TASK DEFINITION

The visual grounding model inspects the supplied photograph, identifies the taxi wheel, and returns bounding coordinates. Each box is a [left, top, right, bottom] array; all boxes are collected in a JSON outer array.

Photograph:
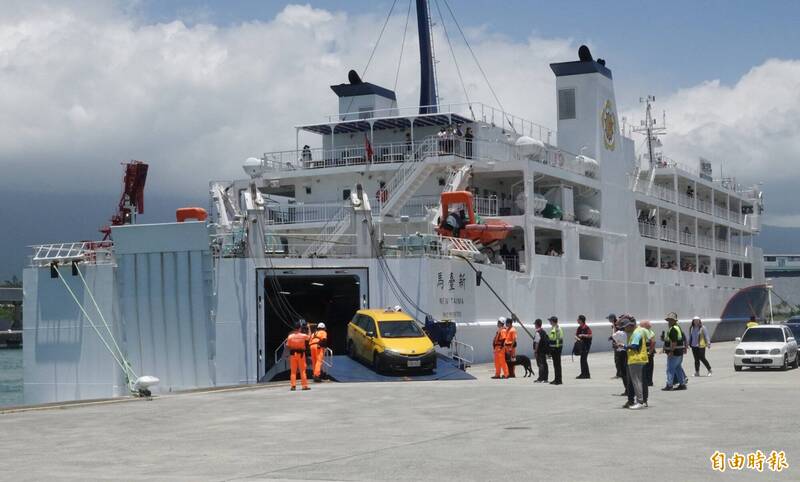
[[372, 352, 383, 373], [734, 364, 742, 372], [792, 354, 799, 369], [780, 354, 788, 371]]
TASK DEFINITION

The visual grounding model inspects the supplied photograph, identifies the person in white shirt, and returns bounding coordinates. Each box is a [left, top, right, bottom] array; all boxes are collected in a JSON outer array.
[[608, 313, 629, 396]]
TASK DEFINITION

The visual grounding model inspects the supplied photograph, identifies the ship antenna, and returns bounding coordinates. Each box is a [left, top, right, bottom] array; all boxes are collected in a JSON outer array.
[[633, 95, 666, 169], [417, 0, 439, 114]]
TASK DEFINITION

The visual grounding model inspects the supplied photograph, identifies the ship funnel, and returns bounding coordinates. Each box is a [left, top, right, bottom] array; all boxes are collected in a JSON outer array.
[[550, 46, 619, 163]]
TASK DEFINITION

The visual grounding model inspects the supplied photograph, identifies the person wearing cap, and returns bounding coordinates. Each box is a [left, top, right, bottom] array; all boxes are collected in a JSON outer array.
[[688, 316, 712, 377], [309, 322, 329, 382], [639, 320, 657, 387], [533, 318, 549, 383], [619, 315, 647, 409], [610, 317, 629, 396], [504, 317, 518, 378], [662, 312, 687, 391], [574, 315, 593, 379], [547, 316, 563, 385], [492, 318, 509, 379]]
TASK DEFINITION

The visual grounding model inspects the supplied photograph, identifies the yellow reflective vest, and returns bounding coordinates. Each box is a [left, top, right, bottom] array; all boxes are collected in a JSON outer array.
[[626, 328, 649, 365], [548, 325, 564, 349]]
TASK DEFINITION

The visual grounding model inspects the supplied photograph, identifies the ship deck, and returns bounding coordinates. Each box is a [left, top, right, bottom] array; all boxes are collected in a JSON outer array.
[[2, 342, 796, 481]]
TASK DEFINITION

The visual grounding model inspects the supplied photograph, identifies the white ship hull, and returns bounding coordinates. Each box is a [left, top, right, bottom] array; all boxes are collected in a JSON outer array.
[[22, 33, 768, 404]]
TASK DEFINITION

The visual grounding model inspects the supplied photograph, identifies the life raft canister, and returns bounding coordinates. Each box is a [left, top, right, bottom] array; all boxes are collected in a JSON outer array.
[[286, 332, 309, 351], [176, 207, 208, 222]]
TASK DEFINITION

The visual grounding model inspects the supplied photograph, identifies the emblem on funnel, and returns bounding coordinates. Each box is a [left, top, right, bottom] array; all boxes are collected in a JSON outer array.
[[601, 100, 616, 151]]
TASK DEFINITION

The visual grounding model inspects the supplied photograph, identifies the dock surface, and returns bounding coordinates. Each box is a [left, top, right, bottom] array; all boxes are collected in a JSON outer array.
[[2, 342, 797, 481]]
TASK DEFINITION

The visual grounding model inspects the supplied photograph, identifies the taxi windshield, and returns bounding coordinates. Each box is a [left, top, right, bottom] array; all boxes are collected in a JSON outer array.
[[378, 320, 424, 338]]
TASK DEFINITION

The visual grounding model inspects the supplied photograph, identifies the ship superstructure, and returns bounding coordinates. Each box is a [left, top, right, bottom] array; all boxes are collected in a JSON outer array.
[[22, 1, 767, 403]]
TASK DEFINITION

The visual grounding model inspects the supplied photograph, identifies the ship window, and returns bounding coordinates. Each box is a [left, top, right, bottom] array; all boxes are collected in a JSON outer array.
[[716, 258, 730, 276], [358, 107, 373, 119], [764, 256, 775, 262], [342, 189, 351, 200], [558, 88, 576, 120], [744, 263, 752, 279], [578, 234, 603, 261]]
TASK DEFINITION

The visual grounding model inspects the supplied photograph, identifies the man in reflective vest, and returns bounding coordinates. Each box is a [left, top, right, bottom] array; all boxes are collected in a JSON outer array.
[[662, 312, 687, 391], [492, 318, 509, 379], [504, 317, 518, 378], [619, 315, 648, 409], [548, 316, 563, 385], [286, 321, 311, 391], [309, 322, 328, 383]]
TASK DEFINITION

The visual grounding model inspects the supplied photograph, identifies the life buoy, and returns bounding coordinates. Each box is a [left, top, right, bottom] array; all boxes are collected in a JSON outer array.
[[176, 207, 208, 222]]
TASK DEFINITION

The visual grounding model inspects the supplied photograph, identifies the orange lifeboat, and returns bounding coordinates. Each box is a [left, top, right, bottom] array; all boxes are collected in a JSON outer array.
[[176, 207, 208, 222], [435, 191, 512, 247]]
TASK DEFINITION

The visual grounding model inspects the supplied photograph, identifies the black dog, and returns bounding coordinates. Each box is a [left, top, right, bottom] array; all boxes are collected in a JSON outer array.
[[507, 355, 534, 377]]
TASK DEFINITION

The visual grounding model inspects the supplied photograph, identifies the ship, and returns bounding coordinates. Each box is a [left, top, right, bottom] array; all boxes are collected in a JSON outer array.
[[22, 0, 768, 403]]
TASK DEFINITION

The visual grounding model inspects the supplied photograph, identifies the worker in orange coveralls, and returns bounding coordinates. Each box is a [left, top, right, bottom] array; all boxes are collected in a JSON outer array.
[[309, 322, 328, 382], [492, 318, 509, 379], [286, 320, 311, 391]]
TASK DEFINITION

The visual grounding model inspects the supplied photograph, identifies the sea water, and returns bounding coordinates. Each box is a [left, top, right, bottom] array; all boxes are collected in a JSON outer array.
[[0, 349, 23, 407]]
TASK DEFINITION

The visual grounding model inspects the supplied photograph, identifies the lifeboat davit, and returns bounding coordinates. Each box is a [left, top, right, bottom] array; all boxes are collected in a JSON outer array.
[[435, 191, 513, 248]]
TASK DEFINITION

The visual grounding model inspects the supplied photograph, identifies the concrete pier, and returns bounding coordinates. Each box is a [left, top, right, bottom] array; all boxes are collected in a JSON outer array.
[[1, 342, 797, 481]]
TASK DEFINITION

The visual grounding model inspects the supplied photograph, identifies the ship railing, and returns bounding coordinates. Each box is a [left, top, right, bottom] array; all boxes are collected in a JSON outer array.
[[716, 239, 729, 253], [697, 234, 714, 250], [265, 201, 347, 225], [652, 184, 676, 203], [499, 255, 523, 272], [443, 338, 475, 370], [730, 243, 745, 256], [660, 226, 677, 243], [729, 210, 743, 224], [380, 234, 481, 259], [677, 192, 695, 209], [696, 198, 713, 215], [252, 233, 360, 259], [638, 221, 659, 239], [374, 195, 441, 219], [714, 205, 729, 220], [474, 195, 499, 217], [322, 102, 555, 143], [260, 140, 418, 171], [380, 137, 440, 211], [679, 231, 695, 246], [374, 194, 497, 219], [653, 157, 759, 196], [29, 241, 115, 267], [256, 135, 597, 180]]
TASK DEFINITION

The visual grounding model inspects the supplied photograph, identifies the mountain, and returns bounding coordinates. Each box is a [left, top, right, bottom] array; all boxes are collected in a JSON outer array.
[[0, 189, 201, 281], [755, 225, 800, 254]]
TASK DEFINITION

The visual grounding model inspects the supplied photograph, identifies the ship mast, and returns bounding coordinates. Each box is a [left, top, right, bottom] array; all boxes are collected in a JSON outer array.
[[633, 95, 666, 169], [416, 0, 438, 114]]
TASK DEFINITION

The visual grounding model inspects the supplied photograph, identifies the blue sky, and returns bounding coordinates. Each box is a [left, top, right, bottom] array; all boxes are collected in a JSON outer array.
[[135, 0, 800, 98]]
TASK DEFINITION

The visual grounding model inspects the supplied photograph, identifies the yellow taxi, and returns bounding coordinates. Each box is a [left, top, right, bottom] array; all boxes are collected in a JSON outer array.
[[346, 308, 436, 373]]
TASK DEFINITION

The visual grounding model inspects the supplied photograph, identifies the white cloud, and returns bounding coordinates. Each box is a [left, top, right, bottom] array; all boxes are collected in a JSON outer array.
[[622, 59, 800, 225], [0, 2, 573, 196], [2, 2, 797, 228]]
